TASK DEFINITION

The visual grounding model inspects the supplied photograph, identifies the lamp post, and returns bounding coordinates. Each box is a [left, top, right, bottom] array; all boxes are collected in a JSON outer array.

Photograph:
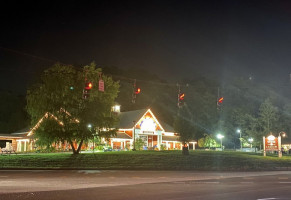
[[217, 134, 224, 151], [87, 124, 93, 153], [132, 121, 136, 151], [278, 132, 286, 157], [237, 129, 242, 151], [279, 131, 286, 138]]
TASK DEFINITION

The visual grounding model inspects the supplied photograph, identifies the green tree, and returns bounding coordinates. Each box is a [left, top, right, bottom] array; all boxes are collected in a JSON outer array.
[[198, 134, 218, 148], [258, 98, 278, 137], [26, 62, 119, 154], [174, 107, 195, 155]]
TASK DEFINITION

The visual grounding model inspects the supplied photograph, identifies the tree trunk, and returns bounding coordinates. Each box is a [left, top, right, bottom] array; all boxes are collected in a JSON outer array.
[[69, 140, 77, 154], [75, 140, 84, 154], [182, 143, 189, 155]]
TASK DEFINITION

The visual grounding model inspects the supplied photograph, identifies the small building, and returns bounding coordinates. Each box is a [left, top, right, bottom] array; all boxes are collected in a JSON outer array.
[[0, 128, 34, 153]]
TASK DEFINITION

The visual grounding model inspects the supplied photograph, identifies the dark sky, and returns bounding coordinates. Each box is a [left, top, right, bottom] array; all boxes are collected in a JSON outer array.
[[1, 0, 291, 93]]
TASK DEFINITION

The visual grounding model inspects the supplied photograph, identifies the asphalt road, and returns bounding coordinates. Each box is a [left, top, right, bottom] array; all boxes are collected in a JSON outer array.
[[0, 170, 291, 200]]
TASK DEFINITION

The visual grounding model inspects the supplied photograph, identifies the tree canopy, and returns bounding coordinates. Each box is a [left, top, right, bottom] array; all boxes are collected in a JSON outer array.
[[26, 63, 119, 154]]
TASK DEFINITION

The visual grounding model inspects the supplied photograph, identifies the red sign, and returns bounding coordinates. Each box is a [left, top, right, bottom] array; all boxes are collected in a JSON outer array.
[[265, 137, 279, 151], [99, 80, 104, 92]]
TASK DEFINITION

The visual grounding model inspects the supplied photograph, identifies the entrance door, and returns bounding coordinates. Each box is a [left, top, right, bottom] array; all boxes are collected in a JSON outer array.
[[148, 136, 153, 149]]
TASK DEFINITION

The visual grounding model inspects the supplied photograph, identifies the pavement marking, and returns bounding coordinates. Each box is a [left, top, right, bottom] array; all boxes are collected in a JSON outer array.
[[201, 182, 219, 184], [279, 182, 291, 184], [278, 177, 288, 180], [240, 182, 254, 184], [243, 177, 254, 180], [131, 176, 141, 178], [257, 198, 278, 200]]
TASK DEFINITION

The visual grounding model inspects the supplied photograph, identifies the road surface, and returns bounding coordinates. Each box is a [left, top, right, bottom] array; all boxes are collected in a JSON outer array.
[[0, 170, 291, 200]]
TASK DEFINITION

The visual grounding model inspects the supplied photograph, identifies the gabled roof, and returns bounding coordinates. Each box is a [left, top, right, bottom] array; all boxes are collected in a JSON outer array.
[[11, 127, 30, 135], [114, 132, 132, 139], [162, 135, 180, 142], [117, 108, 174, 133], [117, 109, 148, 129], [160, 121, 174, 132]]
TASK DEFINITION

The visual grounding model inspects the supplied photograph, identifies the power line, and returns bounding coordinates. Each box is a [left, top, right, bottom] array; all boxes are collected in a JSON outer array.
[[0, 46, 63, 64]]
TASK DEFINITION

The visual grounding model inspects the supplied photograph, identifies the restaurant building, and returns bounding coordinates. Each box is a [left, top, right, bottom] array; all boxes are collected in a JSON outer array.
[[0, 107, 196, 152]]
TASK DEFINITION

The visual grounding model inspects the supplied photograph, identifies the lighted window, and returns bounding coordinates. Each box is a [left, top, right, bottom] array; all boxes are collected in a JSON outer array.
[[140, 117, 156, 132]]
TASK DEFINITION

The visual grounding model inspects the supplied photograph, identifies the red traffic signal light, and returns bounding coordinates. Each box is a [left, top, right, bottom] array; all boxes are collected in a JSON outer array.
[[135, 88, 141, 94], [83, 82, 93, 99], [85, 82, 93, 90], [179, 93, 185, 100], [217, 97, 224, 105]]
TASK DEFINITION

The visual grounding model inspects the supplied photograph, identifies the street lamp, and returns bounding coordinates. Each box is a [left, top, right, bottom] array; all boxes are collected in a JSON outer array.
[[87, 124, 93, 152], [248, 138, 253, 150], [217, 134, 224, 150], [237, 129, 242, 151], [279, 131, 286, 138]]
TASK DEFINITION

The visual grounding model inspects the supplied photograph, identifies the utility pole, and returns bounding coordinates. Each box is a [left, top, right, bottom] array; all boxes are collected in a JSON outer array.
[[177, 83, 181, 107], [132, 79, 141, 103]]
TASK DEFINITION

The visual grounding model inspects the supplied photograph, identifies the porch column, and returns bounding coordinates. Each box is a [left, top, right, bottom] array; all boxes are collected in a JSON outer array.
[[166, 142, 169, 150], [24, 141, 27, 151], [110, 140, 113, 148], [173, 142, 176, 149]]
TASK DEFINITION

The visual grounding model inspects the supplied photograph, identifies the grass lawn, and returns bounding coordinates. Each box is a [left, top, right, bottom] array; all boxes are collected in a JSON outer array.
[[1, 150, 291, 171]]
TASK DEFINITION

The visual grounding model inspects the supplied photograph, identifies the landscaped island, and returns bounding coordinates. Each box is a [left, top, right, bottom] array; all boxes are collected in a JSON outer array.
[[1, 150, 291, 171]]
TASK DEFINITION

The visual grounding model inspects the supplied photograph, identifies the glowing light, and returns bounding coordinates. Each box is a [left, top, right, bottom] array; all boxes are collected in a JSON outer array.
[[217, 134, 224, 139], [140, 117, 156, 132], [135, 88, 141, 94], [179, 93, 185, 100], [135, 109, 165, 132], [267, 135, 275, 141], [112, 105, 120, 112], [27, 108, 80, 136], [218, 97, 224, 104], [85, 82, 93, 90]]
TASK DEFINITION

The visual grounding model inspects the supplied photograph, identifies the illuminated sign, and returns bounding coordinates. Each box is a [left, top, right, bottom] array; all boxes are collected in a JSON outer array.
[[265, 135, 279, 151]]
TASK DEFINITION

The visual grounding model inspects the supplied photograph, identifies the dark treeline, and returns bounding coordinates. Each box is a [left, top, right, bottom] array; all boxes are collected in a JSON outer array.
[[2, 65, 291, 150], [104, 66, 291, 149], [0, 91, 29, 133]]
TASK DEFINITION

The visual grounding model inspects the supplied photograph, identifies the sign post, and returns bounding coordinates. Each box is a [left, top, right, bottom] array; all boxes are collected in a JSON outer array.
[[278, 136, 282, 158], [263, 134, 282, 158], [263, 136, 266, 157]]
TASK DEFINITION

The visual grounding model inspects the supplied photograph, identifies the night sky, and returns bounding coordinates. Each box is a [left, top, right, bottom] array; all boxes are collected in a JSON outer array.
[[1, 0, 291, 94]]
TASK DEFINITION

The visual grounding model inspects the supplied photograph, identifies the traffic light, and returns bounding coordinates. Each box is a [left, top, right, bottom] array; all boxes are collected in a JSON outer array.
[[132, 87, 141, 103], [179, 93, 185, 101], [135, 87, 141, 94], [85, 82, 93, 90], [83, 82, 92, 99], [178, 93, 185, 107], [217, 97, 224, 109], [132, 79, 141, 103]]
